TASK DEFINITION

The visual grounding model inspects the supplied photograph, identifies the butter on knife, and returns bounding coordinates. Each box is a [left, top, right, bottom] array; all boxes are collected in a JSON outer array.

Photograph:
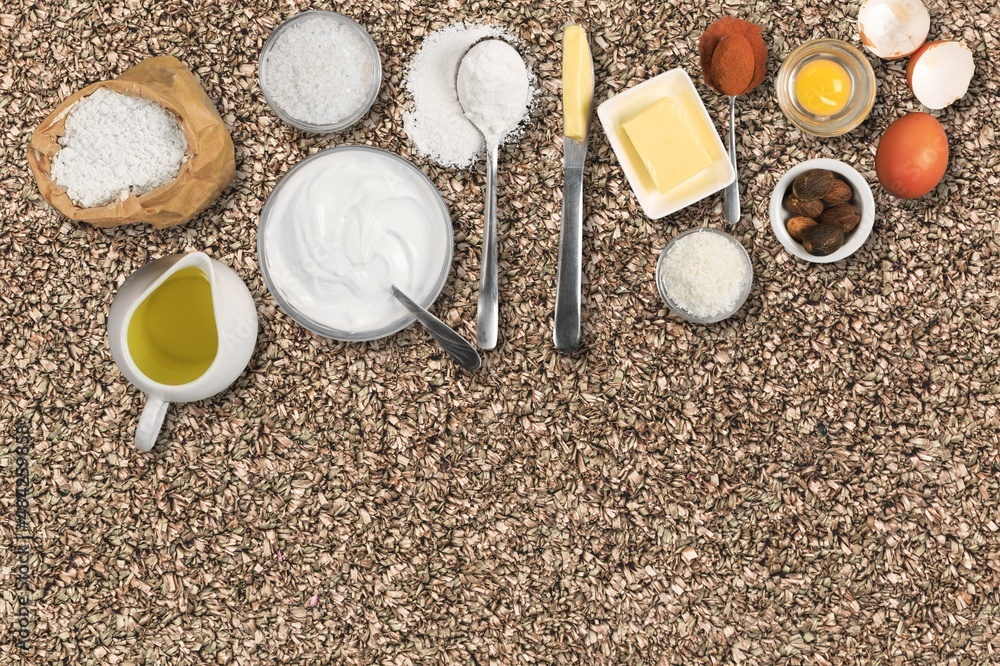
[[563, 23, 594, 141], [554, 23, 594, 353]]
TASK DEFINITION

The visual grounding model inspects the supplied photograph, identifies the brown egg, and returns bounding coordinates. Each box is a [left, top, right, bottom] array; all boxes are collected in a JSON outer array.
[[875, 112, 949, 199]]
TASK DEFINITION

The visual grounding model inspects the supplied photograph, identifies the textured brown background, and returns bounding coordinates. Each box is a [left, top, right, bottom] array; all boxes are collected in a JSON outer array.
[[2, 0, 999, 663]]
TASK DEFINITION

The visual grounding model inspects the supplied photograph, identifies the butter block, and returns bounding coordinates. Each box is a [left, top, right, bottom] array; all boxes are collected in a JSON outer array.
[[622, 98, 713, 194]]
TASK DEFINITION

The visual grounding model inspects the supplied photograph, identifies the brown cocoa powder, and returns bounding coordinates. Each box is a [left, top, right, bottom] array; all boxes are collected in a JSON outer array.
[[711, 35, 755, 96], [699, 17, 768, 96]]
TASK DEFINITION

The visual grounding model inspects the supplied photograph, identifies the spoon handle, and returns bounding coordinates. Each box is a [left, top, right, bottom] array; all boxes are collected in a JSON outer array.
[[391, 286, 481, 372], [724, 95, 740, 225], [477, 143, 499, 350]]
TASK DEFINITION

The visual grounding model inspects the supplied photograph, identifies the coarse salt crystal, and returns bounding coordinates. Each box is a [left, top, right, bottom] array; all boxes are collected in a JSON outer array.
[[659, 231, 750, 319], [261, 15, 375, 127], [50, 87, 187, 209]]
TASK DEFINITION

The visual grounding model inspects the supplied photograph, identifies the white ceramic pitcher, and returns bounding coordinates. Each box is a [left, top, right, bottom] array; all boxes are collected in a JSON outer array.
[[108, 252, 258, 451]]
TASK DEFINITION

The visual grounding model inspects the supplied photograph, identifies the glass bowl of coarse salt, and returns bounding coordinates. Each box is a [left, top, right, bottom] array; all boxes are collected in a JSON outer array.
[[656, 228, 753, 324], [258, 11, 382, 133]]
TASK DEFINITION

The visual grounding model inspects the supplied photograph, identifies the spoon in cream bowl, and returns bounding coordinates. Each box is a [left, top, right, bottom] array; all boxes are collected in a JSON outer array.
[[390, 284, 481, 372], [456, 38, 531, 351]]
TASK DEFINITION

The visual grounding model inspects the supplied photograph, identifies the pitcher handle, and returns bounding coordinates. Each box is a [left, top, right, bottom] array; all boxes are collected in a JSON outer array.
[[135, 396, 169, 452]]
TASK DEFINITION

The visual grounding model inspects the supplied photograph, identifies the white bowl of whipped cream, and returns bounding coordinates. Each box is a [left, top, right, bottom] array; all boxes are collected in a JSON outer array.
[[258, 146, 454, 341]]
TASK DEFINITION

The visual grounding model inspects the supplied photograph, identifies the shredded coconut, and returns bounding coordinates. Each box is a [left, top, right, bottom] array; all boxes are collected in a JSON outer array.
[[49, 88, 187, 209], [659, 231, 750, 319], [262, 15, 375, 126], [456, 39, 530, 145], [403, 23, 533, 168]]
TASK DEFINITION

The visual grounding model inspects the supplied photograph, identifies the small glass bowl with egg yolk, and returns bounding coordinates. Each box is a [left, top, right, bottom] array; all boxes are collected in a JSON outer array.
[[776, 39, 876, 137]]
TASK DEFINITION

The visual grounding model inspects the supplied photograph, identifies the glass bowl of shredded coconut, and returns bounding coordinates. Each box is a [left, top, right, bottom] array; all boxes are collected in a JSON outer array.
[[258, 11, 382, 133], [656, 228, 753, 324]]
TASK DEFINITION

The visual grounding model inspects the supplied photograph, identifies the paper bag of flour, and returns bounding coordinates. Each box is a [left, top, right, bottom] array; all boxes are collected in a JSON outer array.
[[27, 56, 235, 229]]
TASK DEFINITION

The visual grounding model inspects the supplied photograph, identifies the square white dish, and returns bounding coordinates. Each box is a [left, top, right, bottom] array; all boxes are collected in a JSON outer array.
[[597, 68, 735, 220]]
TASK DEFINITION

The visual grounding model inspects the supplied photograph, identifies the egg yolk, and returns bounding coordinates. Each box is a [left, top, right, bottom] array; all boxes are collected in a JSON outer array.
[[794, 59, 853, 117]]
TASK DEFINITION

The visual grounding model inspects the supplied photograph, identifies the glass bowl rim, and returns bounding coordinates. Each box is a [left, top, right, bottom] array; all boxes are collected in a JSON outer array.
[[258, 10, 383, 134], [655, 227, 754, 324], [775, 38, 877, 138]]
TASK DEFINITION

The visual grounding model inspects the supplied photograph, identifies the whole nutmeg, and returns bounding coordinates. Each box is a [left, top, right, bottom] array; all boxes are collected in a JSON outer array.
[[786, 216, 819, 242], [822, 178, 853, 205], [792, 169, 835, 201], [784, 194, 824, 218], [819, 204, 861, 232], [803, 224, 845, 256]]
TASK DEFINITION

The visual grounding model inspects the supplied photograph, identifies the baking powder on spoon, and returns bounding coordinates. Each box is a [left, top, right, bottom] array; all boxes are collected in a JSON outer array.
[[456, 39, 530, 150], [403, 24, 533, 168]]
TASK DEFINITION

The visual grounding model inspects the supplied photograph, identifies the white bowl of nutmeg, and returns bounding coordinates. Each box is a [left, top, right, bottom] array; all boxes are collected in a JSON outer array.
[[769, 158, 875, 264]]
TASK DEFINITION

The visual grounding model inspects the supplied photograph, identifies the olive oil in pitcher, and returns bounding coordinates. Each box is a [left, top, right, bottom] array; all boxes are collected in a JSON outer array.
[[126, 267, 218, 385]]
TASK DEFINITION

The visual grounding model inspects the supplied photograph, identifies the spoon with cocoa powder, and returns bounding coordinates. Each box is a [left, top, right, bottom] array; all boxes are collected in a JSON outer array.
[[699, 18, 768, 225]]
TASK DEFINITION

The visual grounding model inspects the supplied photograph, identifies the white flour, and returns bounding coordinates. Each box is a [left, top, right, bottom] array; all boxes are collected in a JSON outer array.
[[456, 40, 530, 146], [403, 24, 533, 168], [50, 87, 187, 209]]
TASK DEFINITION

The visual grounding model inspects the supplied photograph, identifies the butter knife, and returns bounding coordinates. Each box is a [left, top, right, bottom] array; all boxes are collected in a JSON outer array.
[[554, 23, 594, 353]]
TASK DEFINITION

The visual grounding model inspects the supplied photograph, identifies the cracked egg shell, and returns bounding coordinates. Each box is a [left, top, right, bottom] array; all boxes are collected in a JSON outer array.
[[906, 41, 975, 110], [858, 0, 930, 60]]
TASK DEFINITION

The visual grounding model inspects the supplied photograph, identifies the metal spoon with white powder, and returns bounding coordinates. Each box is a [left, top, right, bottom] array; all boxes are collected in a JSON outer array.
[[456, 39, 530, 351]]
